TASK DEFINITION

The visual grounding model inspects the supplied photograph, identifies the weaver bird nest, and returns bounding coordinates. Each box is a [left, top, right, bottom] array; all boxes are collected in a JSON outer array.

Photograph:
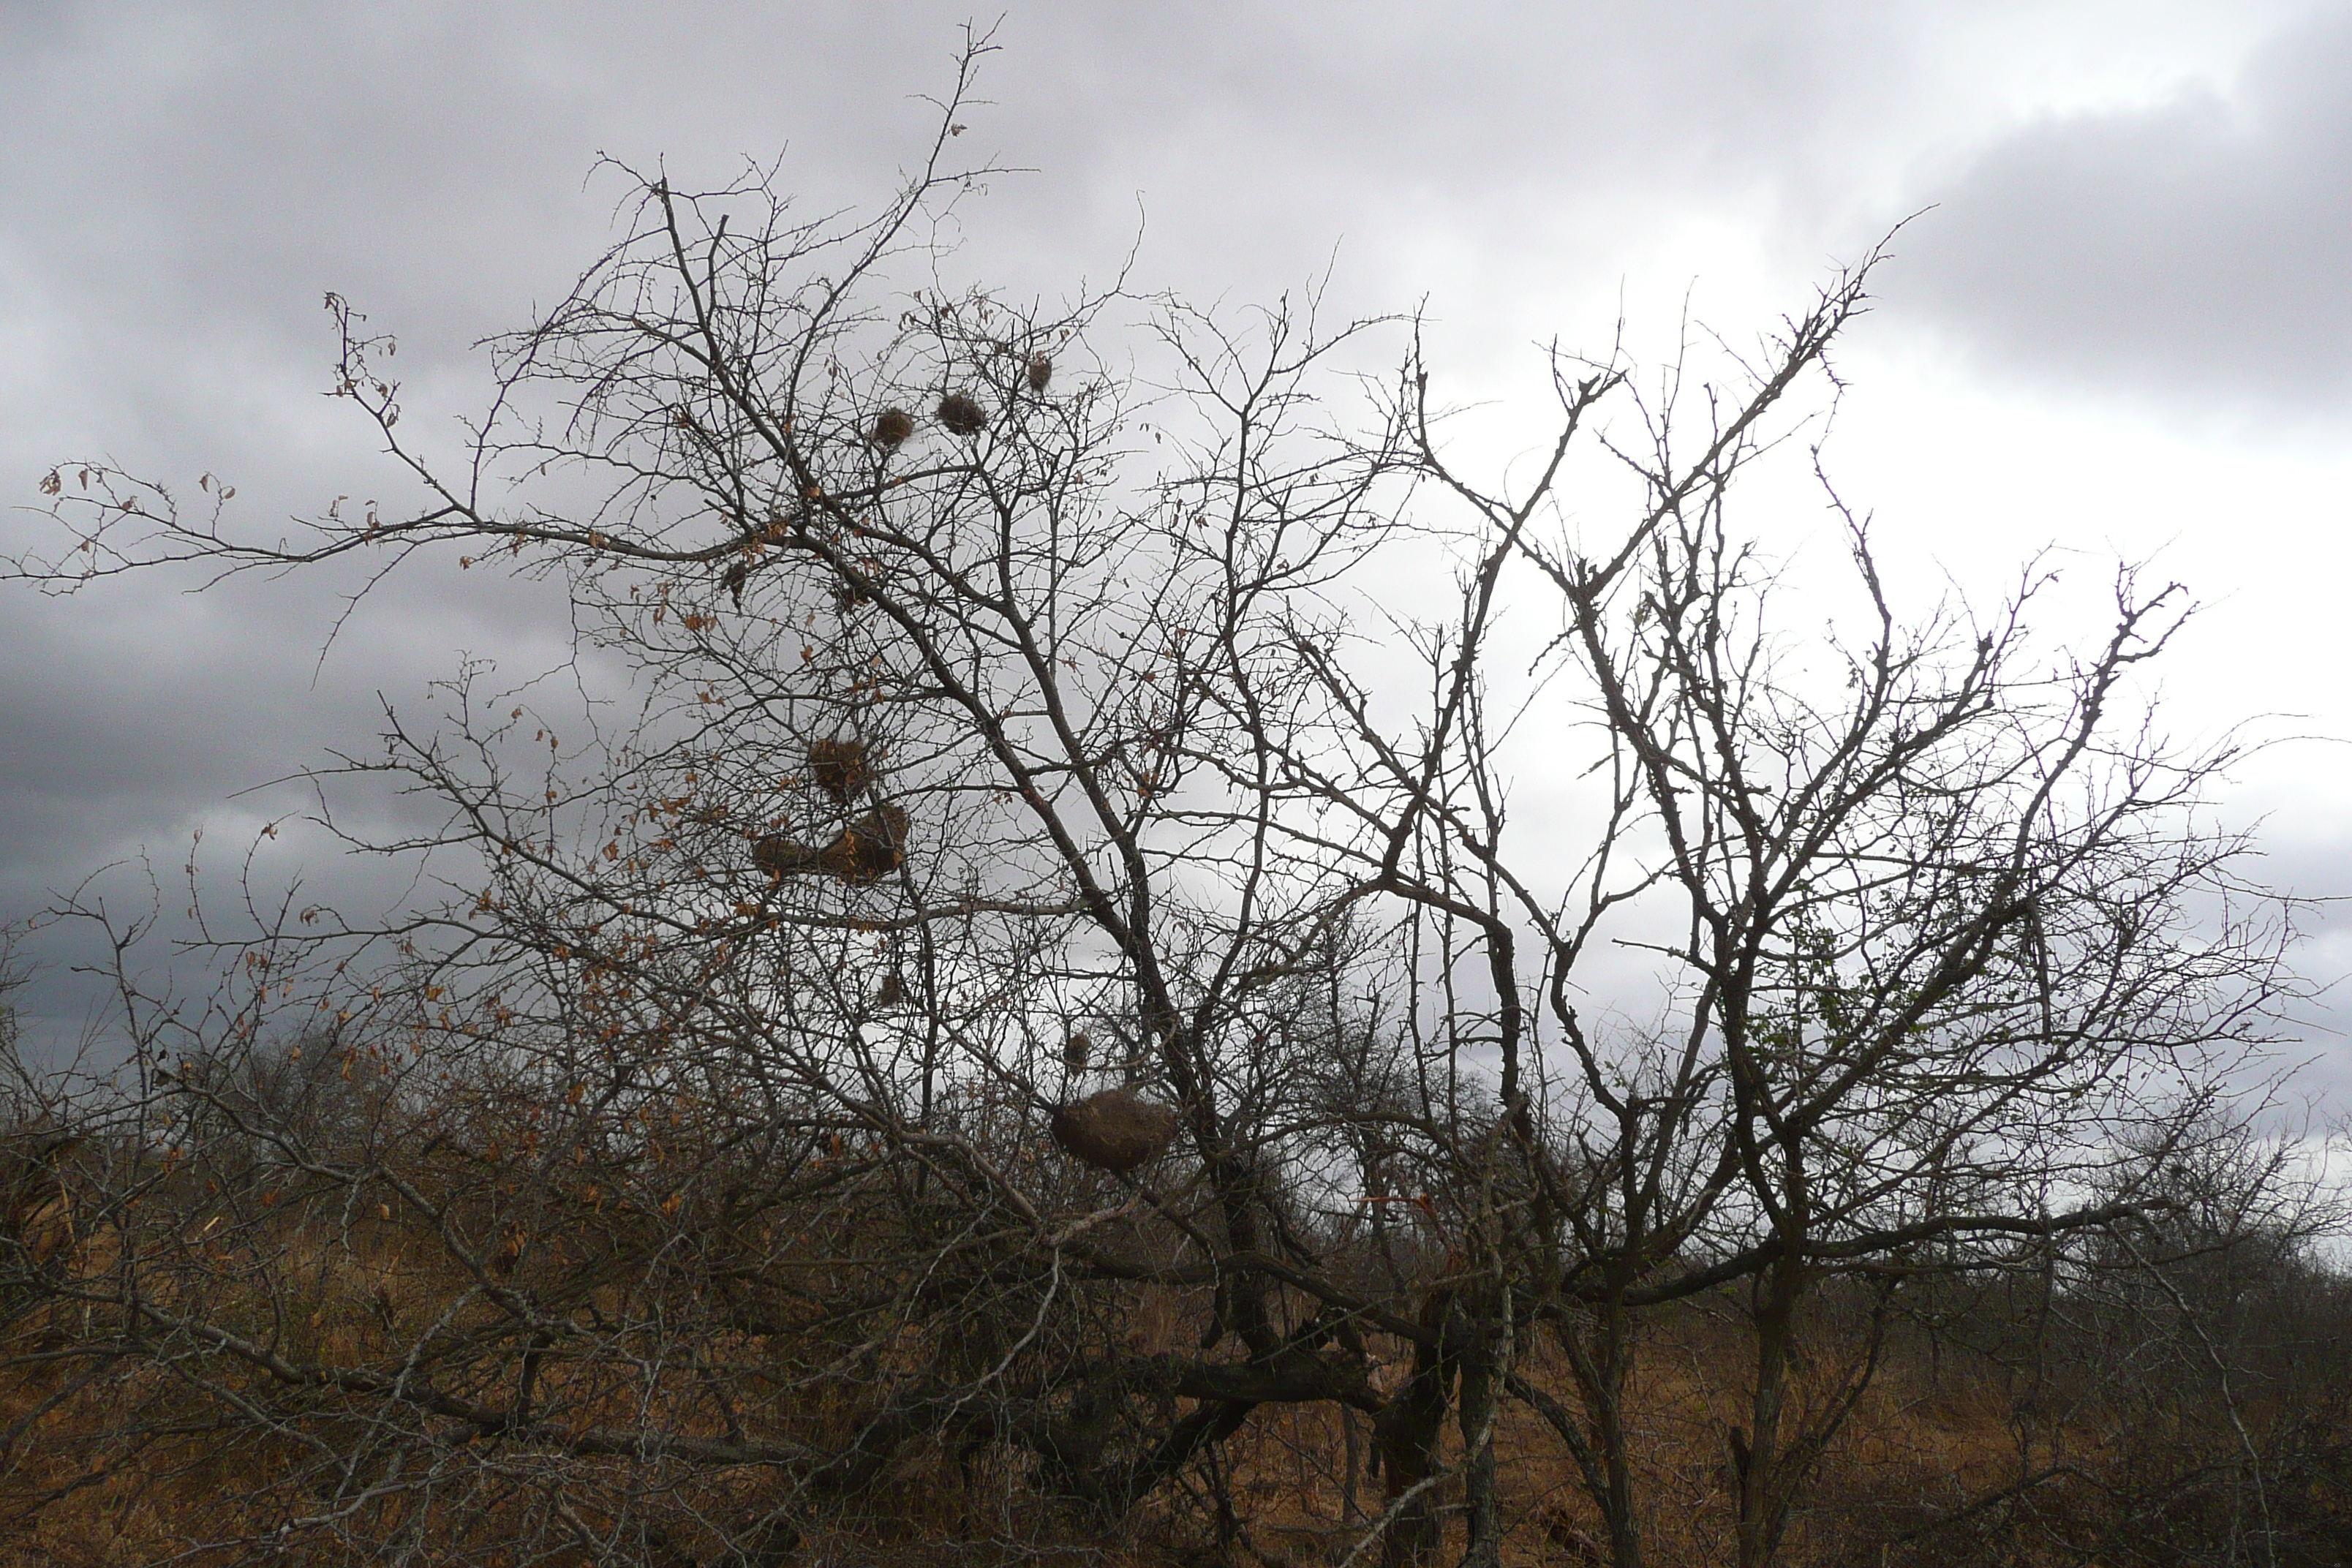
[[1049, 1089, 1180, 1175], [808, 736, 877, 802], [936, 392, 988, 436], [753, 804, 909, 885]]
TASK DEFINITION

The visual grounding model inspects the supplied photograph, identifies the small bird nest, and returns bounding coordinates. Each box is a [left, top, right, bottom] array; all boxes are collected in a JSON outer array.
[[1026, 353, 1053, 393], [1060, 1031, 1091, 1073], [870, 407, 916, 449], [753, 804, 908, 886], [936, 392, 988, 437], [826, 805, 910, 883], [808, 736, 876, 802], [1049, 1089, 1180, 1175], [750, 833, 807, 880]]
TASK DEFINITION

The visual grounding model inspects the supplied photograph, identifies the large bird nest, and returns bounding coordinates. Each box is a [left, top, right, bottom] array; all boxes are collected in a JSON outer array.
[[1049, 1089, 1180, 1175], [753, 804, 909, 886]]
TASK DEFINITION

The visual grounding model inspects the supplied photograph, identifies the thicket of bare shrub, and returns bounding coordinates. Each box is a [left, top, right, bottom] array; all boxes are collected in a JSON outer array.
[[3, 39, 2345, 1568]]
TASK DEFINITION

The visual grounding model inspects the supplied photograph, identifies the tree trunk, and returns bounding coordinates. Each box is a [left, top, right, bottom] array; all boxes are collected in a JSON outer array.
[[1455, 1314, 1501, 1568], [1737, 1252, 1805, 1568], [1549, 1304, 1646, 1568], [1375, 1292, 1459, 1568]]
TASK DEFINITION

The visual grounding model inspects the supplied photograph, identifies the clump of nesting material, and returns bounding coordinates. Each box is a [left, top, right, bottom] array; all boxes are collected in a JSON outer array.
[[753, 804, 909, 886], [808, 736, 875, 802], [750, 832, 805, 880], [1049, 1088, 1180, 1175], [936, 392, 987, 436]]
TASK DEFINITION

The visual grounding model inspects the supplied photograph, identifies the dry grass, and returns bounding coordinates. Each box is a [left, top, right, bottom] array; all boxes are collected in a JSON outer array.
[[1, 1178, 2342, 1567]]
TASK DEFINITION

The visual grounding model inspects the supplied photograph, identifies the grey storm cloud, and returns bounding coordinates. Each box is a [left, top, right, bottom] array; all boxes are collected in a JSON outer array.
[[1, 0, 2345, 1093], [1902, 6, 2352, 409], [0, 0, 1934, 928]]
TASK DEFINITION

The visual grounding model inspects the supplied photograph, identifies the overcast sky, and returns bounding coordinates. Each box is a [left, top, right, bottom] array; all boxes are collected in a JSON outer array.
[[3, 1, 2348, 1103]]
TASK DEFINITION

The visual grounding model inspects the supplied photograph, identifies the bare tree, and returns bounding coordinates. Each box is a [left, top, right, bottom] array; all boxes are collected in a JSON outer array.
[[1, 38, 2311, 1568], [1281, 317, 2301, 1566]]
